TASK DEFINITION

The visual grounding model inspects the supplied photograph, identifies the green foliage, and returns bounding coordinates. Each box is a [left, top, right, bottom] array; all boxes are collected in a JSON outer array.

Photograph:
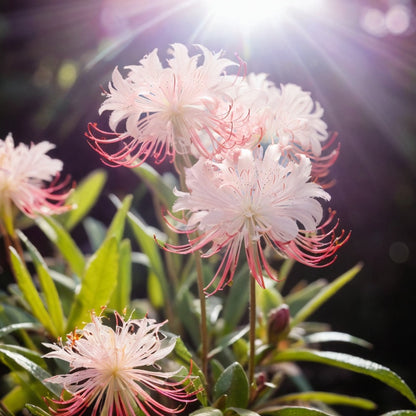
[[290, 263, 363, 328], [35, 216, 86, 277], [9, 247, 58, 337], [0, 148, 414, 416], [66, 235, 119, 331], [60, 169, 107, 231], [274, 349, 416, 406], [214, 362, 250, 409]]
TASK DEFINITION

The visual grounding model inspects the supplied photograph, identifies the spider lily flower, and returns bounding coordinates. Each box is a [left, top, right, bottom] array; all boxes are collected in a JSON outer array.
[[267, 83, 329, 156], [0, 134, 72, 233], [164, 144, 348, 294], [87, 43, 242, 167], [43, 312, 197, 416]]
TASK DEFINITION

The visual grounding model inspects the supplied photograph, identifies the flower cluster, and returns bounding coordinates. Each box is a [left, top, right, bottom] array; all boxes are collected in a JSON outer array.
[[44, 313, 196, 416], [0, 133, 71, 232], [87, 43, 348, 294]]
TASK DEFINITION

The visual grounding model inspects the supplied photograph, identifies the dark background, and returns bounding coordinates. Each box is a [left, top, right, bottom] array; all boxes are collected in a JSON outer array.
[[1, 0, 415, 414]]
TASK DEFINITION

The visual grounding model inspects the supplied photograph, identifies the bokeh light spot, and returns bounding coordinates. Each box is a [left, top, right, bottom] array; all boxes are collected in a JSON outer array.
[[385, 5, 411, 35], [389, 241, 410, 264], [360, 8, 388, 37], [57, 61, 78, 90]]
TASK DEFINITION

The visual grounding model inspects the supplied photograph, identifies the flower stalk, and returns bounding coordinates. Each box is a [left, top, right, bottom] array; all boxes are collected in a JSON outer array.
[[249, 269, 257, 389], [194, 249, 209, 386]]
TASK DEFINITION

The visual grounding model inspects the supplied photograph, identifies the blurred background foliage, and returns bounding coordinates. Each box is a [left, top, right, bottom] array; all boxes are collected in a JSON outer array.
[[0, 0, 415, 414]]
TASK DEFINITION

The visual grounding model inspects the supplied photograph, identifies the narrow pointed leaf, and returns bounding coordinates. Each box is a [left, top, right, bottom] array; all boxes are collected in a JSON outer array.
[[83, 217, 107, 251], [222, 264, 249, 333], [274, 349, 416, 406], [270, 391, 375, 409], [285, 279, 327, 316], [25, 405, 51, 416], [257, 406, 333, 416], [66, 236, 118, 331], [190, 408, 223, 416], [173, 337, 207, 406], [0, 322, 41, 338], [0, 346, 61, 397], [209, 326, 249, 359], [225, 408, 260, 416], [18, 230, 65, 335], [61, 169, 107, 230], [127, 211, 169, 302], [9, 247, 57, 337], [133, 163, 176, 208], [291, 263, 362, 328], [107, 194, 133, 242], [303, 331, 372, 348], [36, 216, 85, 277], [148, 271, 164, 309], [109, 239, 132, 312]]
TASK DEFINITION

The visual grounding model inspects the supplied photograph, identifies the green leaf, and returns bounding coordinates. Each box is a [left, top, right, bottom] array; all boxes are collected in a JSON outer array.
[[36, 216, 85, 277], [0, 346, 61, 397], [9, 247, 57, 337], [303, 331, 372, 349], [133, 163, 176, 209], [257, 406, 333, 416], [380, 412, 416, 416], [222, 264, 249, 333], [225, 408, 260, 416], [214, 362, 249, 409], [256, 284, 283, 318], [148, 271, 164, 309], [0, 322, 41, 338], [209, 326, 249, 359], [269, 391, 375, 410], [66, 236, 119, 331], [127, 211, 169, 304], [107, 194, 133, 242], [176, 288, 200, 347], [0, 344, 45, 367], [173, 337, 207, 406], [2, 386, 28, 414], [109, 239, 132, 312], [274, 349, 416, 406], [18, 230, 65, 335], [290, 263, 362, 328], [60, 169, 107, 231], [83, 217, 107, 251], [284, 279, 327, 316], [25, 404, 51, 416], [190, 408, 223, 416]]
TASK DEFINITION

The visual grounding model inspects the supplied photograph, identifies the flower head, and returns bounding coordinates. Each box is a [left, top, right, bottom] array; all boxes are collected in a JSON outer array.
[[43, 313, 196, 416], [164, 144, 348, 293], [267, 83, 328, 156], [87, 43, 241, 167], [0, 134, 71, 225]]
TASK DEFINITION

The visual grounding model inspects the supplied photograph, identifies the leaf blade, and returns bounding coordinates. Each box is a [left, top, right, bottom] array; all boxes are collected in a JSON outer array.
[[274, 349, 416, 406], [66, 236, 119, 331]]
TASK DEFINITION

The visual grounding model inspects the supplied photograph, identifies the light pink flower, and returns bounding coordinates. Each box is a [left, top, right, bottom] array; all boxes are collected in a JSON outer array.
[[0, 133, 71, 220], [164, 144, 348, 293], [268, 83, 328, 156], [43, 313, 197, 416], [87, 43, 240, 167]]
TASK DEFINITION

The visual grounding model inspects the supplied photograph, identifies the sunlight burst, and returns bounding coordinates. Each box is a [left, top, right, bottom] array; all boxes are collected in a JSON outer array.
[[206, 0, 325, 28]]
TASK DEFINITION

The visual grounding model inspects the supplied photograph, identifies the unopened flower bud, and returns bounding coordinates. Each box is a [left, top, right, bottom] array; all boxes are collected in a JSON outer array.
[[267, 304, 290, 345]]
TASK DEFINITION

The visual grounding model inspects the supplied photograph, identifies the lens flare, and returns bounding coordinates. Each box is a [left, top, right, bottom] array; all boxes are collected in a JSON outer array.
[[206, 0, 325, 28]]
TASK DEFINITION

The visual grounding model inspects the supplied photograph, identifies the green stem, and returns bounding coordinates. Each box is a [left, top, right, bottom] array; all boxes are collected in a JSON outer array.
[[249, 273, 256, 387], [194, 250, 209, 383]]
